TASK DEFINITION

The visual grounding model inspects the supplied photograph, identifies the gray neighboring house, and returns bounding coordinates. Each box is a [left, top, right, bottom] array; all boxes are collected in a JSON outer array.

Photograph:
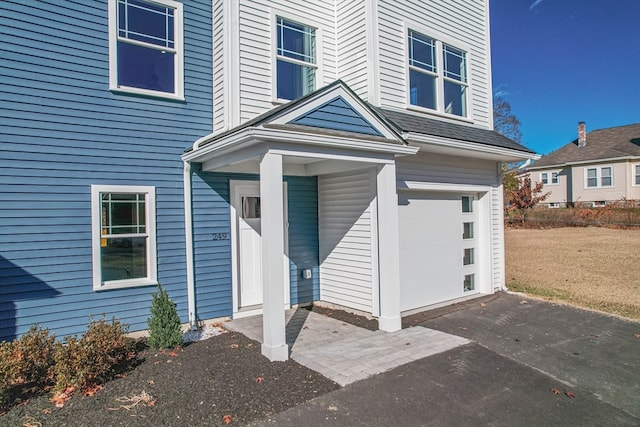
[[527, 122, 640, 207]]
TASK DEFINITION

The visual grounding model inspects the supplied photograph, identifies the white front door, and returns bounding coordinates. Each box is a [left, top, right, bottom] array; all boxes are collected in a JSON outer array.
[[231, 181, 289, 310]]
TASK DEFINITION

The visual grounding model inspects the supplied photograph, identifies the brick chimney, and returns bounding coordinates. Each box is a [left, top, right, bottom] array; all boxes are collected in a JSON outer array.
[[578, 122, 587, 147]]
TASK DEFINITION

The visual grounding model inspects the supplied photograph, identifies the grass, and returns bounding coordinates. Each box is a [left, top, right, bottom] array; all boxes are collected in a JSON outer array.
[[505, 227, 640, 320]]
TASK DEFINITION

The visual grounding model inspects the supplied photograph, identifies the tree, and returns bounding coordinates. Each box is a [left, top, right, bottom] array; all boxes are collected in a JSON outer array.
[[504, 174, 550, 223], [493, 97, 523, 143], [147, 284, 183, 349]]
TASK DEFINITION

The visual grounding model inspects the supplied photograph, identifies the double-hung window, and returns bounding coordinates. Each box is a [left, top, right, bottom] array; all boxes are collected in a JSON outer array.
[[540, 171, 559, 185], [635, 164, 640, 185], [586, 166, 613, 188], [109, 0, 184, 99], [408, 29, 468, 117], [540, 172, 549, 185], [276, 17, 317, 101], [551, 172, 559, 184], [91, 185, 157, 290]]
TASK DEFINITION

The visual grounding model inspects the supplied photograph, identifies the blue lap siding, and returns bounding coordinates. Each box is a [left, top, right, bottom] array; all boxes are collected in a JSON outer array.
[[0, 0, 213, 341]]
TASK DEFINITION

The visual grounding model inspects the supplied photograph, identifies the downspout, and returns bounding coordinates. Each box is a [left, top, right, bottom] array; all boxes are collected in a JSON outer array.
[[183, 160, 197, 330]]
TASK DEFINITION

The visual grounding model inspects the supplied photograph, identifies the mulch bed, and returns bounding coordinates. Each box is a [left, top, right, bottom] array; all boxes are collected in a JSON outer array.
[[1, 305, 378, 426], [1, 331, 339, 426]]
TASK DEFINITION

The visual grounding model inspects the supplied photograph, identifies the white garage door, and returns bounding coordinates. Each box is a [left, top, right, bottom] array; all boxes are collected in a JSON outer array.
[[398, 192, 478, 312]]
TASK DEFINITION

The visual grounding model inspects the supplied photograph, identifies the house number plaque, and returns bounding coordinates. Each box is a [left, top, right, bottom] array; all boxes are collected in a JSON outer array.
[[212, 233, 229, 240]]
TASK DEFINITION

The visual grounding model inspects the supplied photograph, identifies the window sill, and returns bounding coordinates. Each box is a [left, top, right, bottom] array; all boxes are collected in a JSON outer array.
[[94, 278, 158, 291], [406, 104, 474, 124], [110, 86, 185, 102]]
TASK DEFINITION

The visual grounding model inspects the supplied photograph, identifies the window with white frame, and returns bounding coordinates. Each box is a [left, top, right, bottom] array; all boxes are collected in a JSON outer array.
[[634, 164, 640, 185], [91, 185, 157, 290], [109, 0, 184, 98], [408, 29, 468, 117], [540, 171, 559, 185], [276, 17, 317, 101], [586, 166, 613, 188]]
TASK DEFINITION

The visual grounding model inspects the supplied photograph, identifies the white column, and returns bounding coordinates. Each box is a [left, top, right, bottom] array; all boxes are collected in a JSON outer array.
[[376, 162, 401, 332], [259, 152, 288, 361]]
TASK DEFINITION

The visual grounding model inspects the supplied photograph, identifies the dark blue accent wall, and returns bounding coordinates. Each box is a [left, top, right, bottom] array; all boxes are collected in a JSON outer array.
[[289, 96, 384, 136], [0, 0, 213, 341], [190, 171, 320, 321]]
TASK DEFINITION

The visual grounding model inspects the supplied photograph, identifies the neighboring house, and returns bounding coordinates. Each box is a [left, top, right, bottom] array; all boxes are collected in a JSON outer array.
[[1, 0, 536, 360], [528, 122, 640, 208]]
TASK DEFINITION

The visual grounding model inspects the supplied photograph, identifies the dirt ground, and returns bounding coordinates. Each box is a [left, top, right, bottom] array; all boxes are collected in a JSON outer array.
[[505, 227, 640, 320]]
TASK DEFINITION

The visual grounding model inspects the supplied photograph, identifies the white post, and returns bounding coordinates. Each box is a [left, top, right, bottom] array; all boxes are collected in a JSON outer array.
[[259, 152, 288, 361], [376, 162, 402, 332]]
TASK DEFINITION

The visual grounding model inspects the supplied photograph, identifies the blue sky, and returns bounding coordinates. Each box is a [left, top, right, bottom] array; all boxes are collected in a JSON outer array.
[[490, 0, 640, 155]]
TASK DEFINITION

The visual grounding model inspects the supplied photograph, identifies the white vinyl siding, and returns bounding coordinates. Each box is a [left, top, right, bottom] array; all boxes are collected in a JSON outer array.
[[396, 151, 497, 186], [318, 169, 374, 313], [212, 0, 226, 132], [377, 0, 492, 127], [336, 0, 368, 99]]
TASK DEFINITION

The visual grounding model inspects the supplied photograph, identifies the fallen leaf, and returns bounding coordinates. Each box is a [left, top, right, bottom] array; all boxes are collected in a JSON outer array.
[[147, 380, 155, 385], [154, 361, 162, 365], [246, 343, 253, 347], [634, 333, 640, 339], [520, 300, 528, 305], [332, 330, 338, 334], [565, 391, 575, 398], [223, 414, 232, 424], [230, 343, 239, 349], [168, 351, 178, 357], [166, 359, 172, 364], [115, 373, 127, 379], [480, 303, 487, 307], [405, 342, 411, 346], [43, 408, 52, 414], [302, 326, 308, 330], [459, 326, 467, 331], [551, 388, 560, 395], [255, 376, 265, 383], [82, 384, 104, 397]]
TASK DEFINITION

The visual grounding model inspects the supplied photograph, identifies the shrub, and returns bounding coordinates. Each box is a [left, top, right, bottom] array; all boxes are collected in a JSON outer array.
[[53, 318, 132, 392], [147, 283, 183, 349], [0, 325, 56, 404]]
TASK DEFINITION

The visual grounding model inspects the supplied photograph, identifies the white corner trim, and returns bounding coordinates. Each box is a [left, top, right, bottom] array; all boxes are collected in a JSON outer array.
[[365, 0, 381, 106]]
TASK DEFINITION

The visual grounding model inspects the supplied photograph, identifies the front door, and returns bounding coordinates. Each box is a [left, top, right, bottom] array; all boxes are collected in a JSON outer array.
[[231, 181, 289, 310]]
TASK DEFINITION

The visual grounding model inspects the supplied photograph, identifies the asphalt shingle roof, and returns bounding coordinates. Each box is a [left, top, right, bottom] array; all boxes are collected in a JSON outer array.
[[530, 123, 640, 168], [374, 107, 535, 154]]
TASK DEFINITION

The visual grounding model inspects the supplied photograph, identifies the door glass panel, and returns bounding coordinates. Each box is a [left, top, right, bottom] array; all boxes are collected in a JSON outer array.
[[463, 274, 475, 292], [463, 222, 474, 239], [462, 196, 473, 213], [241, 196, 261, 219]]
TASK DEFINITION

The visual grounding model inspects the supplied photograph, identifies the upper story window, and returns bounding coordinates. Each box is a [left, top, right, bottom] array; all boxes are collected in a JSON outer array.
[[276, 17, 317, 101], [91, 185, 157, 290], [408, 29, 468, 117], [109, 0, 184, 99], [586, 166, 613, 188]]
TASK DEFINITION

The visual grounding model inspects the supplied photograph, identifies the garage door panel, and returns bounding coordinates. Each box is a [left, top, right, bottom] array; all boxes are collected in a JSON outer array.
[[399, 191, 474, 311]]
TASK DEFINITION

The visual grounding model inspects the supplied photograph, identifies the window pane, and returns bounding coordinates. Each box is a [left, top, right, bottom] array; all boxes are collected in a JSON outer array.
[[443, 45, 466, 82], [443, 80, 467, 116], [463, 274, 475, 292], [277, 18, 315, 64], [541, 173, 548, 184], [101, 237, 148, 282], [277, 59, 315, 100], [101, 193, 146, 235], [408, 31, 436, 72], [462, 196, 473, 213], [601, 167, 612, 186], [409, 69, 436, 109], [118, 0, 174, 48], [551, 172, 559, 184], [241, 196, 261, 219], [587, 168, 597, 187], [635, 165, 640, 185], [117, 41, 175, 93], [463, 248, 474, 265], [463, 222, 474, 239]]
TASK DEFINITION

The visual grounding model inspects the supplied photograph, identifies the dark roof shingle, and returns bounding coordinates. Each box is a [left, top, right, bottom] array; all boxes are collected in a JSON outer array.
[[374, 107, 535, 153]]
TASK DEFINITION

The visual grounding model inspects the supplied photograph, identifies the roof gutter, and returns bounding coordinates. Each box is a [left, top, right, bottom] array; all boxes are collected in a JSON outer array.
[[528, 155, 639, 170]]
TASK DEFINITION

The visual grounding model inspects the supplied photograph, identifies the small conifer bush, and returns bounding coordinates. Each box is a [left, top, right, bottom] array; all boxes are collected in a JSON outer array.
[[147, 283, 183, 349]]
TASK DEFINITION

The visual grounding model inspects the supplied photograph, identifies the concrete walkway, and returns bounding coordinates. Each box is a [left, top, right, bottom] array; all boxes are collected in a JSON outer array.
[[225, 308, 469, 386]]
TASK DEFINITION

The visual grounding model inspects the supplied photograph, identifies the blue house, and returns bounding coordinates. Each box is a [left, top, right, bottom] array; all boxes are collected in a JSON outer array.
[[1, 0, 537, 361]]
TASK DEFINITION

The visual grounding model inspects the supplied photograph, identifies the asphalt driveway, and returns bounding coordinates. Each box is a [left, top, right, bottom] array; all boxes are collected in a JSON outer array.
[[252, 293, 640, 426]]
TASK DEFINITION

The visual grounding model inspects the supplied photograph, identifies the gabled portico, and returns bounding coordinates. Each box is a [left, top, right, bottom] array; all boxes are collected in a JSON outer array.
[[183, 81, 418, 360]]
